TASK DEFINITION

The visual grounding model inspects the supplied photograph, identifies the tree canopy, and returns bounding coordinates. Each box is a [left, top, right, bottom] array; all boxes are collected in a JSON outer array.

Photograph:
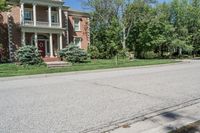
[[84, 0, 200, 59], [0, 0, 7, 11]]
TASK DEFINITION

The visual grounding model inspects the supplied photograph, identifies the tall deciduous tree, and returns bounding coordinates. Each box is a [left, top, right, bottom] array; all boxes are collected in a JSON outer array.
[[84, 0, 200, 59]]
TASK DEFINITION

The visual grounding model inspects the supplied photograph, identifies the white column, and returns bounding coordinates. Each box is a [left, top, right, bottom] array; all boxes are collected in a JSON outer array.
[[22, 31, 25, 45], [20, 3, 24, 25], [49, 33, 53, 57], [33, 4, 37, 26], [59, 7, 62, 28], [45, 41, 48, 57], [48, 6, 52, 27], [34, 32, 38, 47], [59, 33, 63, 50]]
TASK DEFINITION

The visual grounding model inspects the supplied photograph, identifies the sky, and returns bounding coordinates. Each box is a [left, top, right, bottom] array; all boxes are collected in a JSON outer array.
[[65, 0, 170, 11]]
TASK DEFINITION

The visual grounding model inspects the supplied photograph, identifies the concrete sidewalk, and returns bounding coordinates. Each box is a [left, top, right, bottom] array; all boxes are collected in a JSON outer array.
[[110, 101, 200, 133]]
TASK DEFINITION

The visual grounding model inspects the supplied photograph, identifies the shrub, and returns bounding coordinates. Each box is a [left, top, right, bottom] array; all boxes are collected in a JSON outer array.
[[88, 45, 100, 59], [16, 45, 43, 65], [58, 45, 88, 63], [118, 49, 129, 58], [144, 51, 158, 59]]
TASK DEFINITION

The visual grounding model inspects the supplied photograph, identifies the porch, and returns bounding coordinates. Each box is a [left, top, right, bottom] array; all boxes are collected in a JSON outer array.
[[22, 32, 63, 58]]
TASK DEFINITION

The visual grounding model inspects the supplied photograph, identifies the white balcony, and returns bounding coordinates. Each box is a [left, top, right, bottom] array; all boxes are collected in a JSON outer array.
[[20, 3, 62, 29], [23, 20, 60, 28]]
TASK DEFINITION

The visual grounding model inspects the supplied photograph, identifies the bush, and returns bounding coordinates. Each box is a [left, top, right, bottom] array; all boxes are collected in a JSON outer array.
[[16, 45, 43, 65], [58, 45, 88, 63], [0, 43, 9, 63], [118, 49, 129, 58], [144, 51, 158, 59], [88, 45, 100, 59]]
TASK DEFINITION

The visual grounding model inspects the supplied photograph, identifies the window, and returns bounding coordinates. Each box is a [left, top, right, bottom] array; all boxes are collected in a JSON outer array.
[[24, 9, 32, 21], [74, 38, 81, 48], [74, 18, 80, 31], [51, 12, 58, 23]]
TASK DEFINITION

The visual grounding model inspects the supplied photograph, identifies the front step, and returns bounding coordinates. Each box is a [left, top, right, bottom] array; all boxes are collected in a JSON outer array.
[[43, 57, 61, 62], [46, 61, 72, 68]]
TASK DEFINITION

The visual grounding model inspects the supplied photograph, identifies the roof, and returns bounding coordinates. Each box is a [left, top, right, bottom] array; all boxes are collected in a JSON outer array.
[[66, 8, 90, 17]]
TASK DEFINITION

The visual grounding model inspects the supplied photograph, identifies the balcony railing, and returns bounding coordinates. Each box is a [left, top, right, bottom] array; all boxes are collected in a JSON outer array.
[[52, 22, 60, 27], [23, 20, 60, 28], [24, 20, 34, 26]]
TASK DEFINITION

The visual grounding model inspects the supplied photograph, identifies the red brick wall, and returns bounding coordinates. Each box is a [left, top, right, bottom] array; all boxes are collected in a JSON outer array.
[[68, 15, 90, 50], [0, 5, 21, 50], [35, 6, 48, 22]]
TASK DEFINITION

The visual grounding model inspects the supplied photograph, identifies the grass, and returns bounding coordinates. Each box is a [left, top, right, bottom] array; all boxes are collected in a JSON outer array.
[[0, 59, 178, 77], [169, 121, 200, 133]]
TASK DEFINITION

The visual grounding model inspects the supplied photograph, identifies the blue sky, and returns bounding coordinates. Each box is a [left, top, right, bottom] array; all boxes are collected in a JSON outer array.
[[65, 0, 169, 11]]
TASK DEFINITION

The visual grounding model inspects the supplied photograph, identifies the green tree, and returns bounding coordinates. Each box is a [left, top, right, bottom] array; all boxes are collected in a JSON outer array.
[[0, 0, 8, 11]]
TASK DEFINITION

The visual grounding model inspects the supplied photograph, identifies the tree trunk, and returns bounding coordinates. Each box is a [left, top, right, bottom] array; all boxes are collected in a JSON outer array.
[[122, 27, 126, 49]]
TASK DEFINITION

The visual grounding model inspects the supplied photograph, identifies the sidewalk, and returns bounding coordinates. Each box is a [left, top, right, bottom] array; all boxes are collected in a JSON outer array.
[[109, 102, 200, 133]]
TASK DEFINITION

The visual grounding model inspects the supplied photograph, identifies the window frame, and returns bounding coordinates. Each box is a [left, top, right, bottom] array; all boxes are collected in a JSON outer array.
[[74, 37, 82, 48], [24, 8, 33, 21], [51, 11, 58, 23], [74, 18, 81, 31]]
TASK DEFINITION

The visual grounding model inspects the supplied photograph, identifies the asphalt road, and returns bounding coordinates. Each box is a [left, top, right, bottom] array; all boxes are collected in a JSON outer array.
[[0, 60, 200, 133]]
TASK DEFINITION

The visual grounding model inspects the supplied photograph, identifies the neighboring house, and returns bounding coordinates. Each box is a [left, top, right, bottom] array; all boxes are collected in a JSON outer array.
[[0, 0, 90, 61]]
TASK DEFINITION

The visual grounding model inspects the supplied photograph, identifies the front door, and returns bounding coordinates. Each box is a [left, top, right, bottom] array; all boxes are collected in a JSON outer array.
[[38, 40, 45, 57]]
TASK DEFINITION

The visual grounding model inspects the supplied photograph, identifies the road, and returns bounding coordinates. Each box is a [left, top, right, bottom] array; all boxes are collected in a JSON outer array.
[[0, 60, 200, 133]]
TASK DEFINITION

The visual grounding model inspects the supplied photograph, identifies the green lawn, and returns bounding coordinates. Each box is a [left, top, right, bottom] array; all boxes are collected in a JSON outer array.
[[0, 59, 178, 77], [169, 121, 200, 133]]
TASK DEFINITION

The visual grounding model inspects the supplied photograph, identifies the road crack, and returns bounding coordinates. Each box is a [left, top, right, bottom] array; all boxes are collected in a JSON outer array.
[[93, 82, 152, 98]]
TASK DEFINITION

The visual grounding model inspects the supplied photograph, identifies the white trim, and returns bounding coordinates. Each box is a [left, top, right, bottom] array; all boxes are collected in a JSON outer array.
[[20, 0, 64, 7]]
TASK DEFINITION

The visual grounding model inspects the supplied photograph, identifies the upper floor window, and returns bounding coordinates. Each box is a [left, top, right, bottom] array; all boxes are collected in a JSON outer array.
[[24, 9, 32, 21], [51, 12, 58, 23], [74, 18, 80, 31]]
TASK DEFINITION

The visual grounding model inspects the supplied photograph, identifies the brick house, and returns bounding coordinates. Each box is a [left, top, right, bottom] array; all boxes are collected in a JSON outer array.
[[0, 0, 90, 61]]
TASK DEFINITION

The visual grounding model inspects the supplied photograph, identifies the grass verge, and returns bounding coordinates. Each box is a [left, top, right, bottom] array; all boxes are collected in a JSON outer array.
[[0, 59, 178, 77], [170, 121, 200, 133]]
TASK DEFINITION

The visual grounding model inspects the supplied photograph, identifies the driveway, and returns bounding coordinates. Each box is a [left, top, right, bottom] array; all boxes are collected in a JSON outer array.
[[0, 60, 200, 133]]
